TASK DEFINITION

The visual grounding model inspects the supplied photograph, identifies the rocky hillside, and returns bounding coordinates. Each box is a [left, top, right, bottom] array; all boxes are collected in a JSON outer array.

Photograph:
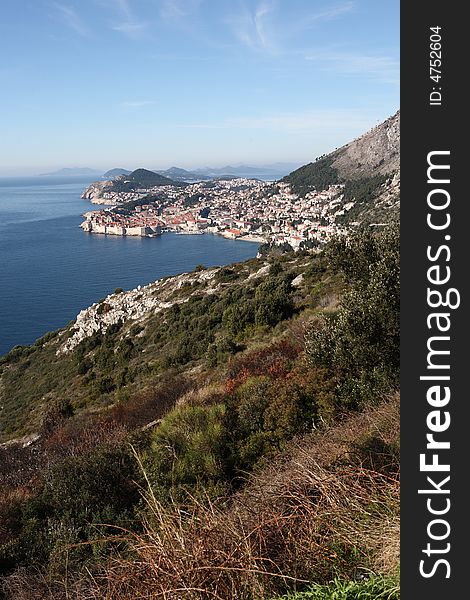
[[330, 112, 399, 179], [0, 226, 400, 599], [284, 112, 400, 225], [58, 267, 225, 355], [0, 254, 312, 442]]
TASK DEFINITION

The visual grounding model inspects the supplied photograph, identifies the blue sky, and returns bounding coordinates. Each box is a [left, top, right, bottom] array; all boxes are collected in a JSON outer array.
[[0, 0, 399, 175]]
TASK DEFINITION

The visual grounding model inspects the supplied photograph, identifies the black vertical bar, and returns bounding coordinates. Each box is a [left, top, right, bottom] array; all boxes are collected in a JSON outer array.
[[401, 3, 467, 599]]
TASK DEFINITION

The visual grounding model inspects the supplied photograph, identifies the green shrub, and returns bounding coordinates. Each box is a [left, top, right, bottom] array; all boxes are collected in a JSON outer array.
[[306, 225, 399, 408], [2, 445, 141, 572], [283, 156, 339, 196], [227, 367, 336, 471], [222, 299, 256, 337], [254, 276, 294, 326], [148, 403, 230, 501]]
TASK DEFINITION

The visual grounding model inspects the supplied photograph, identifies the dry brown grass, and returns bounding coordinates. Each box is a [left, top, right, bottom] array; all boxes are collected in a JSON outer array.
[[1, 394, 400, 600]]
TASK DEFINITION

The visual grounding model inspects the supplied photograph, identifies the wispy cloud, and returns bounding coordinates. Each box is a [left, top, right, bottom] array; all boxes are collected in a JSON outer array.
[[181, 109, 381, 133], [304, 1, 355, 24], [111, 20, 149, 38], [305, 51, 399, 84], [103, 0, 150, 38], [121, 100, 157, 108], [226, 1, 355, 54], [159, 0, 203, 20], [51, 3, 91, 37], [226, 0, 277, 52]]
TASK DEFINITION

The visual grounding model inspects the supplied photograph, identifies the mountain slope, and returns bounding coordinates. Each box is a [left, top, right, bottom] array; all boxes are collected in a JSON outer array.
[[82, 168, 185, 201], [283, 112, 400, 225], [330, 112, 399, 179], [0, 226, 400, 598], [125, 168, 181, 187]]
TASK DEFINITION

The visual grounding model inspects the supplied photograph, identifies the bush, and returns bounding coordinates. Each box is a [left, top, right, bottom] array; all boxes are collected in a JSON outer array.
[[255, 276, 294, 327], [3, 445, 141, 572], [306, 225, 399, 407], [222, 299, 256, 337], [227, 366, 336, 471], [40, 398, 74, 437], [147, 403, 230, 501]]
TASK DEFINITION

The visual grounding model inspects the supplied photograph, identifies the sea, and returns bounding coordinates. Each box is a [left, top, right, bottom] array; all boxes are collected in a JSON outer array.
[[0, 176, 259, 357]]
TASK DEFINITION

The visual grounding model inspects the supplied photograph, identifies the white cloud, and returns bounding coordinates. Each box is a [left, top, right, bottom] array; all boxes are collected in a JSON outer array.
[[121, 100, 157, 108], [158, 0, 204, 20], [51, 3, 91, 37], [226, 0, 277, 52], [102, 0, 151, 38], [305, 1, 355, 24], [226, 1, 355, 54], [111, 20, 150, 38]]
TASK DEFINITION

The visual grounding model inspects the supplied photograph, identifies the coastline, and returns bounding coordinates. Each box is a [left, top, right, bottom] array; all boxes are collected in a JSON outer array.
[[80, 221, 264, 244], [0, 177, 261, 358]]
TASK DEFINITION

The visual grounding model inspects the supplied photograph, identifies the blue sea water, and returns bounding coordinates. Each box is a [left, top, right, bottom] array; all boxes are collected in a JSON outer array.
[[0, 176, 259, 356]]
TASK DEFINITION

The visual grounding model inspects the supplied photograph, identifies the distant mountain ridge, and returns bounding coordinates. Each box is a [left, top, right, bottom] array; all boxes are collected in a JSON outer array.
[[155, 167, 210, 182], [101, 164, 302, 182], [195, 163, 302, 180], [41, 163, 301, 183]]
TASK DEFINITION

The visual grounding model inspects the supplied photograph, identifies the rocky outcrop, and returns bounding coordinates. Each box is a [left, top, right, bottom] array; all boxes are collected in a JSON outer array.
[[57, 259, 276, 355], [81, 181, 117, 204], [58, 268, 220, 354]]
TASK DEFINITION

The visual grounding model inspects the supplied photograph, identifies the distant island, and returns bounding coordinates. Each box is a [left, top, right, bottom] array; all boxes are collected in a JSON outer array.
[[37, 163, 303, 181], [193, 162, 302, 180], [38, 167, 103, 177]]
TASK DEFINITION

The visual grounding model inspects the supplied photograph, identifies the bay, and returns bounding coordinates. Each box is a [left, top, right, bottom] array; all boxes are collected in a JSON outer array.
[[0, 177, 259, 356]]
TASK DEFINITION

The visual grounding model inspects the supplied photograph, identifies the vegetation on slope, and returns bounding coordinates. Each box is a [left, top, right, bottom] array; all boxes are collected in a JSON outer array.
[[0, 254, 328, 441], [282, 156, 339, 196], [125, 167, 184, 188], [283, 158, 397, 227], [0, 224, 400, 599]]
